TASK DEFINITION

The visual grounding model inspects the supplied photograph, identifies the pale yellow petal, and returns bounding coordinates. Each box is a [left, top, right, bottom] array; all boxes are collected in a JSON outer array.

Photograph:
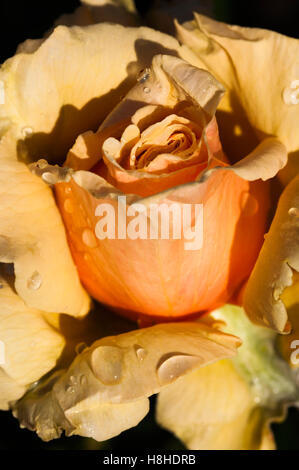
[[157, 360, 268, 450], [176, 14, 299, 183], [277, 273, 299, 367], [0, 23, 180, 162], [157, 305, 297, 450], [14, 321, 240, 441], [0, 154, 90, 316], [0, 271, 64, 410], [100, 54, 225, 133], [244, 174, 299, 332]]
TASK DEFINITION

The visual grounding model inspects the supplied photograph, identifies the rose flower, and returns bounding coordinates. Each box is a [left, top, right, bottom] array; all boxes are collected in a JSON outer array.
[[0, 1, 299, 450]]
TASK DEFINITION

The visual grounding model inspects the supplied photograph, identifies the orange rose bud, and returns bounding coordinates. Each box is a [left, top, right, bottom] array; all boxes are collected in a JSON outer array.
[[55, 112, 269, 322]]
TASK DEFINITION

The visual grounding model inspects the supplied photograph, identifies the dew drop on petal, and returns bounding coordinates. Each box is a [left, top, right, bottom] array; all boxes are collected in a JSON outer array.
[[27, 271, 42, 290], [37, 159, 48, 169], [22, 126, 33, 138], [90, 345, 123, 385], [82, 228, 97, 248], [80, 374, 87, 386], [137, 68, 150, 83], [143, 87, 150, 94], [282, 80, 299, 105], [157, 354, 201, 386], [42, 172, 58, 185], [64, 198, 74, 214], [134, 345, 147, 361], [288, 207, 299, 217], [65, 186, 72, 195]]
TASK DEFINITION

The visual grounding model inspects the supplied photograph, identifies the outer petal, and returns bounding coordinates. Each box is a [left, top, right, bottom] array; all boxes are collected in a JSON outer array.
[[0, 269, 64, 410], [0, 23, 180, 161], [48, 133, 286, 320], [244, 174, 299, 332], [176, 14, 299, 184], [0, 153, 90, 316], [14, 321, 240, 441], [157, 360, 271, 450], [157, 305, 298, 450]]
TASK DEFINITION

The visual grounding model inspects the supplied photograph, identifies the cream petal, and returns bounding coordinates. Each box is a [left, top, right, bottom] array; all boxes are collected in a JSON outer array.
[[100, 54, 225, 132], [14, 321, 240, 441], [176, 14, 299, 184], [244, 174, 299, 332], [0, 23, 180, 162], [0, 270, 64, 410], [157, 360, 268, 450], [203, 137, 287, 182], [0, 154, 90, 316], [157, 305, 298, 450]]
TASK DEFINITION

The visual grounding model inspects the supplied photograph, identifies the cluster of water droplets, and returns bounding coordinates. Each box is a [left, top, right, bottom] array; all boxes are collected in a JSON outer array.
[[137, 68, 151, 95]]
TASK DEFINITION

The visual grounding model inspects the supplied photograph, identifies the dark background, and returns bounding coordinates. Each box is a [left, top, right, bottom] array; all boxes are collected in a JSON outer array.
[[0, 0, 299, 450]]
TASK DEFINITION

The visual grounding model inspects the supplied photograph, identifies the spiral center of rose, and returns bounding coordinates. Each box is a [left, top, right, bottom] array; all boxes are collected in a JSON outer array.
[[102, 112, 205, 174]]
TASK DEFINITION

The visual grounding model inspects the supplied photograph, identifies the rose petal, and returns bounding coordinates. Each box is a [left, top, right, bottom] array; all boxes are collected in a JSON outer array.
[[244, 174, 299, 332], [176, 14, 299, 185], [157, 360, 272, 450], [14, 321, 240, 441], [0, 269, 64, 410], [0, 23, 180, 161], [89, 54, 225, 196], [51, 133, 278, 320], [0, 153, 90, 316], [157, 304, 297, 450]]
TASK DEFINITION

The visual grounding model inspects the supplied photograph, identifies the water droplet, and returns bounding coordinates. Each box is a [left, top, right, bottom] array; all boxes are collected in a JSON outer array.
[[134, 345, 147, 361], [42, 172, 58, 185], [282, 80, 299, 105], [27, 271, 42, 290], [65, 186, 72, 194], [90, 345, 123, 385], [82, 228, 97, 248], [66, 385, 75, 393], [143, 87, 150, 94], [83, 253, 91, 262], [75, 342, 87, 355], [37, 159, 48, 169], [288, 207, 299, 217], [22, 126, 33, 138], [80, 374, 87, 386], [157, 354, 201, 385], [64, 198, 74, 214], [137, 68, 150, 83]]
